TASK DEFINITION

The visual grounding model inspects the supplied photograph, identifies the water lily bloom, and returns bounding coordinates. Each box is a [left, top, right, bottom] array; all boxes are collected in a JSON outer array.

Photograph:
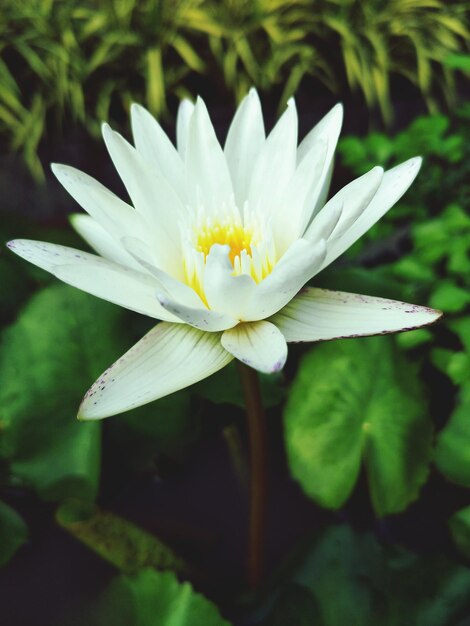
[[8, 90, 441, 419]]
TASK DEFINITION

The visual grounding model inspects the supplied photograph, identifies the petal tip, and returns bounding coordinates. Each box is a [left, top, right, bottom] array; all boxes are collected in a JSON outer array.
[[76, 397, 92, 421], [334, 102, 344, 115], [101, 121, 112, 139], [178, 98, 194, 111], [77, 387, 110, 421], [406, 155, 423, 172], [50, 162, 72, 181], [428, 307, 444, 323]]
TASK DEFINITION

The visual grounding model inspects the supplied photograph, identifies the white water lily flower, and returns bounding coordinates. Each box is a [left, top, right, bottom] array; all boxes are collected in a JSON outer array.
[[8, 90, 441, 419]]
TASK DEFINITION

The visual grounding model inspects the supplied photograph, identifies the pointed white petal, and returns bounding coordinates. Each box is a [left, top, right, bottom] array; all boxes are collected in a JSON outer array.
[[70, 214, 142, 271], [122, 236, 207, 309], [297, 103, 343, 217], [102, 123, 183, 274], [272, 136, 328, 254], [321, 158, 422, 270], [221, 321, 287, 374], [186, 97, 234, 214], [224, 88, 265, 207], [271, 288, 442, 342], [51, 164, 145, 243], [248, 99, 297, 217], [7, 239, 178, 321], [203, 244, 256, 318], [241, 239, 327, 321], [305, 166, 384, 242], [304, 202, 343, 246], [130, 103, 186, 200], [176, 99, 194, 158], [297, 103, 343, 164], [157, 293, 238, 332], [79, 323, 233, 419]]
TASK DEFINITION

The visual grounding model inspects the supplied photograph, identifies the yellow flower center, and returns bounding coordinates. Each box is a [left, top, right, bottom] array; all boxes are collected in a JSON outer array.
[[182, 212, 276, 309], [195, 220, 254, 266]]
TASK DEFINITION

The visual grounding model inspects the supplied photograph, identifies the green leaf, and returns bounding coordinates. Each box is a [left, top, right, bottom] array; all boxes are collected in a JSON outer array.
[[0, 284, 129, 501], [264, 583, 322, 626], [429, 281, 470, 313], [292, 524, 470, 626], [449, 506, 470, 560], [56, 503, 189, 575], [435, 391, 470, 487], [0, 256, 32, 324], [444, 53, 470, 72], [396, 328, 433, 350], [449, 317, 470, 352], [431, 348, 470, 385], [284, 337, 432, 516], [391, 257, 435, 283], [294, 526, 385, 626], [314, 267, 409, 302], [146, 47, 166, 115], [0, 500, 28, 567], [93, 569, 231, 626]]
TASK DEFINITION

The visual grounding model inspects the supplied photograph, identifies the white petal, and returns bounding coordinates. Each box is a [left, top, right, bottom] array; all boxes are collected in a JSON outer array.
[[248, 99, 297, 217], [157, 293, 238, 332], [70, 214, 143, 271], [221, 321, 287, 374], [297, 103, 343, 217], [130, 103, 186, 199], [305, 166, 384, 242], [297, 103, 343, 164], [51, 164, 145, 243], [122, 235, 207, 309], [321, 158, 422, 270], [79, 323, 233, 419], [7, 239, 178, 321], [102, 123, 183, 274], [304, 201, 343, 246], [176, 99, 194, 158], [241, 239, 327, 321], [272, 136, 328, 254], [186, 97, 234, 214], [271, 287, 442, 342], [203, 244, 257, 318], [224, 88, 265, 208]]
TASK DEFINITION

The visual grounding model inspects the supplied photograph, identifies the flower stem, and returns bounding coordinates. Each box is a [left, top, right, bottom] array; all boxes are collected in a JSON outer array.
[[237, 361, 268, 589]]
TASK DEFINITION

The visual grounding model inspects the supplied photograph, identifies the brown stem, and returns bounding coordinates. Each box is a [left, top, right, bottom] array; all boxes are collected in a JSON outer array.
[[237, 361, 268, 589]]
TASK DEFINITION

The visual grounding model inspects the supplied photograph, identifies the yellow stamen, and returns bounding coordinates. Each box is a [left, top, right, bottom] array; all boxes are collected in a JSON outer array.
[[196, 220, 254, 267], [183, 217, 275, 308]]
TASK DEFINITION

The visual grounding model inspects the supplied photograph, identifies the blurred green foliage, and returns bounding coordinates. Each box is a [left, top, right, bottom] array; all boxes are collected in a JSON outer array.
[[282, 525, 470, 626], [284, 336, 432, 516], [334, 107, 470, 563], [0, 0, 469, 178], [0, 284, 120, 501], [65, 569, 231, 626], [56, 502, 189, 575], [0, 499, 28, 566]]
